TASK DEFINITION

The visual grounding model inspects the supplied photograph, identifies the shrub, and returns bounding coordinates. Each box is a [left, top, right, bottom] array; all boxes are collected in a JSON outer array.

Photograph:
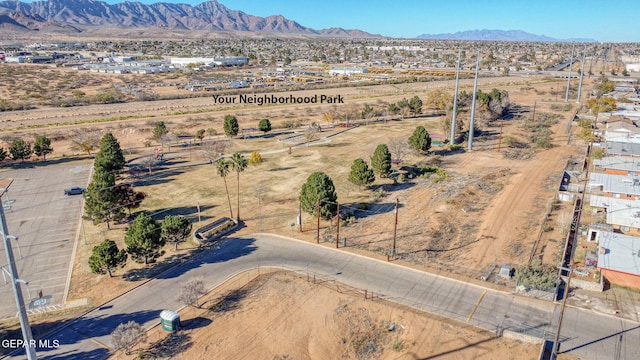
[[249, 151, 263, 166]]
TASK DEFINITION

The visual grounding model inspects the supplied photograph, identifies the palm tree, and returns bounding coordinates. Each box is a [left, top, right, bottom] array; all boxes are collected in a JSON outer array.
[[215, 158, 233, 219], [229, 152, 248, 221]]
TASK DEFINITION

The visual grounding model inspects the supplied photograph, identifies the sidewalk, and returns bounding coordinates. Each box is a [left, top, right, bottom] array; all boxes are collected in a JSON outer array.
[[568, 287, 640, 323]]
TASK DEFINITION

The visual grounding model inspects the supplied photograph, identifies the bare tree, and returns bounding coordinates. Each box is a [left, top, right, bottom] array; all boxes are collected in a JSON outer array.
[[388, 137, 410, 164], [139, 153, 157, 173], [200, 139, 231, 163], [111, 321, 147, 355], [304, 123, 320, 146], [178, 277, 206, 308], [70, 129, 100, 155]]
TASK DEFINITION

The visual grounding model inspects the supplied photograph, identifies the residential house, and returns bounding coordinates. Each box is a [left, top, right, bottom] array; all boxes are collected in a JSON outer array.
[[597, 231, 640, 290], [593, 156, 640, 175], [589, 195, 640, 235], [604, 141, 640, 157], [588, 172, 640, 200], [604, 121, 640, 144]]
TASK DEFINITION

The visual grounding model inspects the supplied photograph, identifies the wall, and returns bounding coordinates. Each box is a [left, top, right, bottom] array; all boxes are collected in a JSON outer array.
[[601, 269, 640, 290]]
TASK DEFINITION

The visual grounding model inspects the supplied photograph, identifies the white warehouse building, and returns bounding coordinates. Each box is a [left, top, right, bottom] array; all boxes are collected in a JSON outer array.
[[170, 57, 248, 68], [626, 63, 640, 72], [328, 67, 368, 76]]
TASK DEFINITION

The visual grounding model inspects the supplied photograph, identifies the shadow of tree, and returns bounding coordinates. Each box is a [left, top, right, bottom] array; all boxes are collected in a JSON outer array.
[[1, 155, 93, 170], [140, 332, 193, 359], [123, 237, 255, 282], [205, 287, 250, 314]]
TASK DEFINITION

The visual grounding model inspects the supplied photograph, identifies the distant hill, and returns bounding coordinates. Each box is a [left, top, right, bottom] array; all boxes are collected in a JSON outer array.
[[0, 0, 380, 37], [416, 29, 596, 42]]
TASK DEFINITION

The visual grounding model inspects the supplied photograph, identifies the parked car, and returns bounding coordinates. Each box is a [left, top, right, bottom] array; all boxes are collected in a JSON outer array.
[[64, 187, 85, 195]]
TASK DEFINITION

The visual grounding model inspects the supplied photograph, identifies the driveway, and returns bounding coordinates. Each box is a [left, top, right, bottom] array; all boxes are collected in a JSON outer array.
[[3, 233, 638, 360]]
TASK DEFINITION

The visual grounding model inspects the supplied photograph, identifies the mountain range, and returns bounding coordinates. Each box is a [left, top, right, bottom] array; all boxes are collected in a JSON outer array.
[[417, 29, 596, 42], [0, 1, 591, 42], [0, 0, 378, 37]]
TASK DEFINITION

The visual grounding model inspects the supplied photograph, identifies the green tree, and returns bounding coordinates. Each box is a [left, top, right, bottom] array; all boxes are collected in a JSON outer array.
[[397, 98, 410, 110], [348, 158, 375, 187], [195, 129, 206, 143], [9, 139, 32, 162], [88, 239, 127, 277], [94, 133, 126, 175], [230, 152, 248, 221], [299, 172, 338, 219], [125, 213, 164, 264], [371, 144, 392, 178], [515, 261, 560, 291], [0, 147, 7, 161], [215, 158, 234, 219], [33, 135, 53, 161], [84, 169, 125, 229], [593, 77, 615, 96], [387, 103, 400, 115], [152, 121, 168, 142], [258, 118, 272, 134], [161, 215, 192, 250], [223, 115, 239, 137], [409, 95, 423, 115], [408, 126, 432, 154]]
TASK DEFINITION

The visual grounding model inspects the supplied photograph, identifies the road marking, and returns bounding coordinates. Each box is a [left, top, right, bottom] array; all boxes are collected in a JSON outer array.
[[467, 290, 487, 322], [25, 275, 69, 283]]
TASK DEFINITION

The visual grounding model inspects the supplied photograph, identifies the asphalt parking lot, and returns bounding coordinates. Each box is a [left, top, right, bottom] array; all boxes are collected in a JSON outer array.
[[0, 160, 92, 319]]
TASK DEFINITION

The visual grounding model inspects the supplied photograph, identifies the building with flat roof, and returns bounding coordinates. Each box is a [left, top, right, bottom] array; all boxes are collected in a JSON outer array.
[[593, 156, 640, 175], [170, 57, 248, 67], [605, 141, 640, 157], [589, 195, 640, 235], [328, 67, 368, 76], [588, 172, 640, 199], [597, 231, 640, 290]]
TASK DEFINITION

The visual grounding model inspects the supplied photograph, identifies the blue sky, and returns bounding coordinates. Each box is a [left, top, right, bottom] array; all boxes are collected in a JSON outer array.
[[86, 1, 640, 42]]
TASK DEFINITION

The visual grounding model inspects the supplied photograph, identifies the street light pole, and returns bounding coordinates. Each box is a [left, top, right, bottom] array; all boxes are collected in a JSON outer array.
[[1, 188, 37, 359]]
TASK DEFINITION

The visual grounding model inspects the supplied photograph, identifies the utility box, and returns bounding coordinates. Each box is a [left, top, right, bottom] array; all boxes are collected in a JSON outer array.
[[160, 310, 180, 333]]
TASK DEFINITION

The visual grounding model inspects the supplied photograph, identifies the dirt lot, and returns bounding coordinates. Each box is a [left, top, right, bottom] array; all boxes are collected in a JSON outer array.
[[0, 70, 587, 357], [109, 271, 545, 360]]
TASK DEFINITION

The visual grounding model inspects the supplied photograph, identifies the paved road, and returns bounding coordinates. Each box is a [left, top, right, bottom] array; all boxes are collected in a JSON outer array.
[[3, 233, 638, 360], [0, 162, 92, 319]]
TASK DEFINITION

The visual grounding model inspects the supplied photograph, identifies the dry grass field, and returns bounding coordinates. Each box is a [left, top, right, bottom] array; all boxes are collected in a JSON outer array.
[[0, 67, 588, 358]]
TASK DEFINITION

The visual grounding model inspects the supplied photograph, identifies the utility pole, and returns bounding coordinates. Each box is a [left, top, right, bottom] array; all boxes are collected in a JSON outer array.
[[392, 198, 399, 256], [1, 186, 37, 360], [553, 263, 575, 359], [335, 202, 340, 248], [467, 50, 480, 152], [577, 48, 586, 103], [497, 123, 503, 153], [532, 100, 537, 122], [298, 201, 302, 232], [316, 197, 320, 244], [450, 49, 461, 144], [565, 43, 575, 102]]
